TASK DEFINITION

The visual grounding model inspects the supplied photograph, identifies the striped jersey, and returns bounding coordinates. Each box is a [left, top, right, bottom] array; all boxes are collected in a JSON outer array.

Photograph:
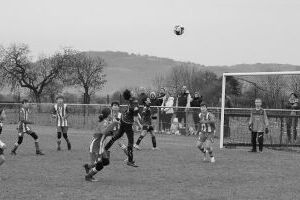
[[52, 104, 69, 127], [199, 112, 215, 133], [90, 120, 110, 154], [19, 107, 31, 132]]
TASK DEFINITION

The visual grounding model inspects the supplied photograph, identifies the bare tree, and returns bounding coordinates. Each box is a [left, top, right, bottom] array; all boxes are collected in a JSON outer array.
[[66, 52, 107, 104], [152, 73, 165, 92], [0, 44, 69, 103], [257, 75, 286, 108]]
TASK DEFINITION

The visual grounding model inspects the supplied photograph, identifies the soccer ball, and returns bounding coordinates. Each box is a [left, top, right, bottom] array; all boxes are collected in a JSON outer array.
[[174, 25, 184, 35]]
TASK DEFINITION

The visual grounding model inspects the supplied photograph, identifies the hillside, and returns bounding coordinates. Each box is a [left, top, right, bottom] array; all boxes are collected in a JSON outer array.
[[87, 51, 300, 94]]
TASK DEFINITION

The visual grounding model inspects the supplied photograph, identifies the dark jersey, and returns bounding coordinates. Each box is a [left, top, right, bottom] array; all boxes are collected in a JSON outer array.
[[141, 105, 152, 126], [121, 98, 140, 124]]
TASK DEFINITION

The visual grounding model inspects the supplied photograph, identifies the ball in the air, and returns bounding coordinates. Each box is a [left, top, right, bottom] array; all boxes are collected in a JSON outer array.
[[174, 25, 184, 35]]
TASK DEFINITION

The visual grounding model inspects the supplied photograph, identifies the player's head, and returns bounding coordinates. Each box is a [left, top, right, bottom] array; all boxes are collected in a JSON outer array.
[[22, 99, 29, 108], [255, 98, 262, 108], [56, 95, 64, 104], [99, 107, 111, 122], [200, 102, 207, 113], [181, 85, 187, 93], [144, 97, 151, 105], [111, 101, 120, 111], [150, 92, 156, 99], [160, 87, 165, 94], [289, 93, 298, 101]]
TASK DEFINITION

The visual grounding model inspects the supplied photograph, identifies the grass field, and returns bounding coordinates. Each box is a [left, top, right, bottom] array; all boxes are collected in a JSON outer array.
[[0, 124, 300, 200]]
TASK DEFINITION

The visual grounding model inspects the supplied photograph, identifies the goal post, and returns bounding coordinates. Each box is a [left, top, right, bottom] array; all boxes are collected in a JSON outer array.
[[220, 71, 300, 149]]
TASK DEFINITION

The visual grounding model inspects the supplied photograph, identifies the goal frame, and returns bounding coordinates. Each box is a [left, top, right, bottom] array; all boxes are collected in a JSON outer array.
[[220, 71, 300, 148]]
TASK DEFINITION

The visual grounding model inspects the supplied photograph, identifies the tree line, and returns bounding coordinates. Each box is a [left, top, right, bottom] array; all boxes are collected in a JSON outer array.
[[0, 43, 106, 104]]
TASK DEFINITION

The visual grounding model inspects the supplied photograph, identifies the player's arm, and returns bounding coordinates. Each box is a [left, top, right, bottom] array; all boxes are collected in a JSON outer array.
[[51, 106, 57, 118], [133, 107, 142, 129], [94, 121, 120, 137], [248, 111, 253, 131], [0, 109, 6, 121], [263, 110, 269, 133], [64, 105, 70, 119]]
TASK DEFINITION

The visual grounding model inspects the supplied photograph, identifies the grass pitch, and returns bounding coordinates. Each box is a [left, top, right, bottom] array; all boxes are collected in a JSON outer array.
[[0, 125, 300, 200]]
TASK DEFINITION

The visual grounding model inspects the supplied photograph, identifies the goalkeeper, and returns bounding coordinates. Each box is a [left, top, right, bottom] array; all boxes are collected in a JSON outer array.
[[248, 98, 269, 152]]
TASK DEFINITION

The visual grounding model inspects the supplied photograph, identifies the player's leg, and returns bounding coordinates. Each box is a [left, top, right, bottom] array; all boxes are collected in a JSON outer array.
[[134, 128, 147, 150], [292, 117, 298, 143], [57, 129, 62, 151], [0, 140, 6, 166], [258, 132, 264, 152], [286, 117, 292, 144], [62, 127, 71, 150], [196, 133, 208, 161], [105, 121, 125, 151], [149, 127, 158, 149], [125, 124, 138, 167], [11, 132, 24, 155], [28, 131, 44, 155], [206, 134, 215, 162], [85, 151, 110, 181], [84, 138, 100, 174], [250, 131, 257, 152]]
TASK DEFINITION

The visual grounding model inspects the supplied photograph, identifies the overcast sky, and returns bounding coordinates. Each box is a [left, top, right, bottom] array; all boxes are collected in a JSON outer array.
[[1, 0, 300, 66]]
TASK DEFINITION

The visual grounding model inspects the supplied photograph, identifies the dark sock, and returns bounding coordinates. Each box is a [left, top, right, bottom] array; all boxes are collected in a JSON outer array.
[[199, 147, 205, 154], [35, 141, 40, 152], [151, 136, 157, 148], [105, 139, 115, 151], [127, 146, 133, 162], [136, 136, 144, 145]]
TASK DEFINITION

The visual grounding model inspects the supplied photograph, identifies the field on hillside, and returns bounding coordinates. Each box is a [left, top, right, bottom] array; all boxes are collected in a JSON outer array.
[[0, 124, 300, 200]]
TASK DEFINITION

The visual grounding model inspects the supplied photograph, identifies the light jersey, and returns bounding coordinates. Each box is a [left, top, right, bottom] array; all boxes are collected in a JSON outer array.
[[90, 119, 110, 155], [199, 112, 215, 133], [53, 104, 68, 127], [112, 111, 122, 131]]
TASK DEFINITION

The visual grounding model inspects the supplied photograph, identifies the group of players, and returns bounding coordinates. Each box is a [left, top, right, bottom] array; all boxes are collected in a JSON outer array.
[[82, 89, 217, 181], [0, 89, 217, 182]]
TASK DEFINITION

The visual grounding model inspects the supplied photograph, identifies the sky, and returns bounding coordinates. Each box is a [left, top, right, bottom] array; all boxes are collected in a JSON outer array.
[[1, 0, 300, 66]]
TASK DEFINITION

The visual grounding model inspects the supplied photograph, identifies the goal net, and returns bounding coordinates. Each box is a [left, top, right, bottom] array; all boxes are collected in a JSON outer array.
[[220, 71, 300, 149]]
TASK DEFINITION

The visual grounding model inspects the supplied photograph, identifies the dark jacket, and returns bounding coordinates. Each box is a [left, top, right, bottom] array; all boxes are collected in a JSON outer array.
[[190, 97, 202, 108], [177, 92, 189, 107], [157, 93, 165, 106]]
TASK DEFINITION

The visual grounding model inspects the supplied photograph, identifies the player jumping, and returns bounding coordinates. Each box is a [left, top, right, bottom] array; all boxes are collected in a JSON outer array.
[[51, 95, 71, 151], [196, 102, 216, 163], [11, 99, 44, 155], [104, 89, 142, 167], [134, 97, 158, 150], [83, 108, 120, 181]]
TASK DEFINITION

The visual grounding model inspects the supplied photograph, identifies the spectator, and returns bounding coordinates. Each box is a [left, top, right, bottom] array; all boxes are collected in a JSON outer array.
[[190, 92, 203, 133], [157, 88, 166, 133], [176, 86, 191, 130], [162, 91, 174, 134], [286, 93, 299, 144], [157, 87, 166, 106]]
